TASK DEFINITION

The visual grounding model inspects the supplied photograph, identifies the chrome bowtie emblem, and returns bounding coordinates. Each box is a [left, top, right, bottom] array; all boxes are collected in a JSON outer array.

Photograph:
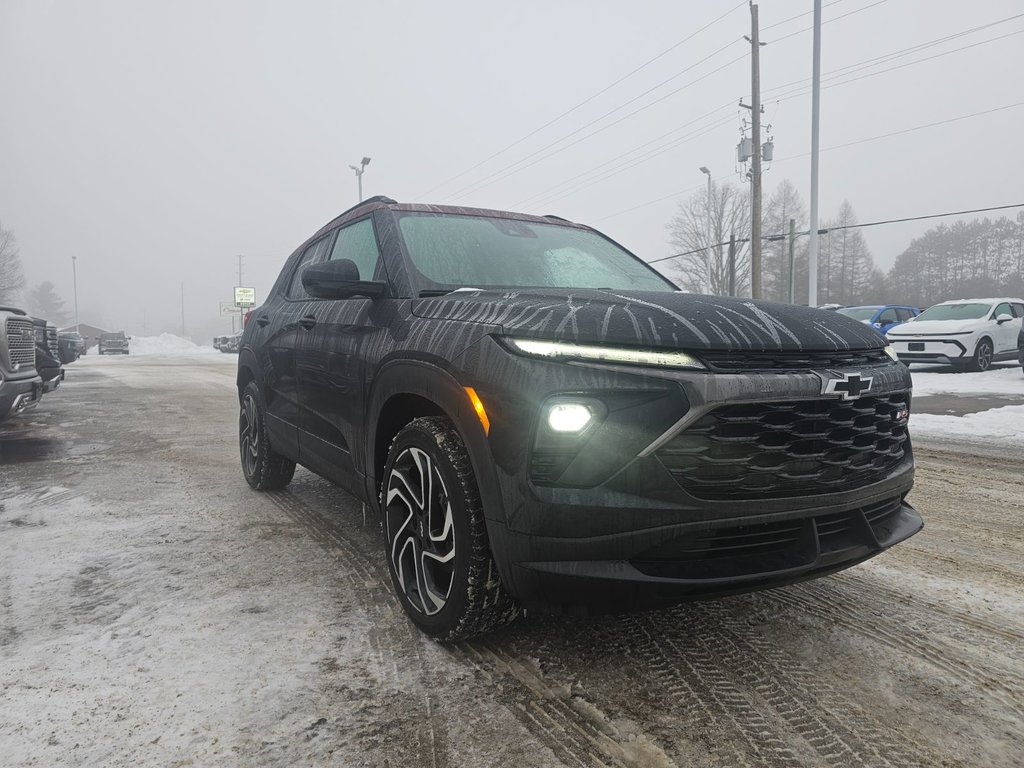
[[823, 372, 873, 401]]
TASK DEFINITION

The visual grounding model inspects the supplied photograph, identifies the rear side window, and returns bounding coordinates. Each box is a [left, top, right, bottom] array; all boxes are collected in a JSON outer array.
[[329, 218, 381, 281], [877, 308, 898, 324], [1011, 303, 1024, 318], [287, 235, 332, 299], [896, 308, 914, 322]]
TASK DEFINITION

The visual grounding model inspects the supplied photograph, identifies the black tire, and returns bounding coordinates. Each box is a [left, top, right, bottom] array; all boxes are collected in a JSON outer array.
[[968, 338, 994, 372], [381, 416, 519, 641], [239, 380, 296, 490]]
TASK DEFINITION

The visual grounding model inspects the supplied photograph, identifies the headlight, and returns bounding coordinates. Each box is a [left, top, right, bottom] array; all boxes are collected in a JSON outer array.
[[505, 338, 706, 370], [883, 345, 899, 362]]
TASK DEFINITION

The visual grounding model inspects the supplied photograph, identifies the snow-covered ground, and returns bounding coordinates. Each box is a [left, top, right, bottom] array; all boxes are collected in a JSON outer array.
[[128, 333, 219, 356], [908, 364, 1024, 448]]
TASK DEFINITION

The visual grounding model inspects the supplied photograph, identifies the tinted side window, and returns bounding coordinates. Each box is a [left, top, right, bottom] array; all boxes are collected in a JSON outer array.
[[287, 236, 332, 299], [329, 218, 381, 281], [1011, 303, 1024, 318], [896, 308, 914, 321], [877, 308, 898, 324], [993, 302, 1012, 319]]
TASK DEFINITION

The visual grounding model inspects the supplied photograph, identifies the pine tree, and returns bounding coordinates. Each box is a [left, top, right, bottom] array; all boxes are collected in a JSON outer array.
[[27, 281, 70, 325]]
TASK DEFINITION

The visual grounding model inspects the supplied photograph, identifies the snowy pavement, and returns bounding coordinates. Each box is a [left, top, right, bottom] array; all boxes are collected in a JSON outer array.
[[908, 363, 1024, 449], [1, 355, 1022, 767]]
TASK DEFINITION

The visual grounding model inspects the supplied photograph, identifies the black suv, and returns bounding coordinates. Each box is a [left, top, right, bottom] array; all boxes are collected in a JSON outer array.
[[238, 197, 921, 640]]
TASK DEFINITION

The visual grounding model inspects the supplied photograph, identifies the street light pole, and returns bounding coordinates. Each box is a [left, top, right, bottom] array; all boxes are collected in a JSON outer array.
[[71, 255, 80, 334], [699, 167, 712, 294], [349, 156, 371, 202], [808, 0, 822, 307]]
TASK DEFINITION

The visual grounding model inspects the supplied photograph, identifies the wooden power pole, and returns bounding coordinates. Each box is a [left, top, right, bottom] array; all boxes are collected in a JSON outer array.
[[749, 3, 763, 299]]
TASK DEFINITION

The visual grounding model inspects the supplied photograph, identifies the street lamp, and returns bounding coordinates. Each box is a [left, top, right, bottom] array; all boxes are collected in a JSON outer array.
[[699, 167, 712, 294], [349, 156, 371, 202], [71, 255, 80, 334]]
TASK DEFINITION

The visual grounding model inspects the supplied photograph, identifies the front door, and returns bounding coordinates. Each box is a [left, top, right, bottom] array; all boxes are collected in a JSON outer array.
[[296, 217, 389, 493]]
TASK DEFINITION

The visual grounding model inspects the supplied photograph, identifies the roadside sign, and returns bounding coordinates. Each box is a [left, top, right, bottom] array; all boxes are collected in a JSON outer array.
[[220, 302, 238, 317], [234, 286, 256, 307]]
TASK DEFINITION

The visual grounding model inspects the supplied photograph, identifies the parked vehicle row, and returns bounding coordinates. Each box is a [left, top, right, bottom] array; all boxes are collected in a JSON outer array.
[[0, 306, 74, 424], [213, 334, 241, 354]]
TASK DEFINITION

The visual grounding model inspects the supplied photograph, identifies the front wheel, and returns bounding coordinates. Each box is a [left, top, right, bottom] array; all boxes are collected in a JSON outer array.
[[239, 381, 295, 490], [968, 338, 993, 372], [381, 417, 519, 641]]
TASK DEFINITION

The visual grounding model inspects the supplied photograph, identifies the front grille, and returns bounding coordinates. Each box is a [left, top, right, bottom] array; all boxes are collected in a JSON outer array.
[[657, 393, 909, 500], [698, 348, 890, 372], [46, 327, 59, 358], [5, 317, 36, 369]]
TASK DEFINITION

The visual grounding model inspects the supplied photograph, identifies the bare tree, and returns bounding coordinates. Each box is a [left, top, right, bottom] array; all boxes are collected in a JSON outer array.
[[665, 182, 751, 296], [0, 220, 26, 305], [762, 180, 807, 302], [27, 281, 71, 325]]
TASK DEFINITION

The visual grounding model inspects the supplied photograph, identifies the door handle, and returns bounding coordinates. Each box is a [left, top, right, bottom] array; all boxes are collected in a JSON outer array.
[[299, 315, 317, 331], [255, 314, 270, 327]]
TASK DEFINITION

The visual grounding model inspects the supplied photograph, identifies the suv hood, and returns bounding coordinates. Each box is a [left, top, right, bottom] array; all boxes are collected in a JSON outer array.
[[411, 289, 886, 352]]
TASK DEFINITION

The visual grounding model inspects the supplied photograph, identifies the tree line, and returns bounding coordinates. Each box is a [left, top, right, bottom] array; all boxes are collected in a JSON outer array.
[[665, 180, 1024, 307], [0, 220, 71, 323]]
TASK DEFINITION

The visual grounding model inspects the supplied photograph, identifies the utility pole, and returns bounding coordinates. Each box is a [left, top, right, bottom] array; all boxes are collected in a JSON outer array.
[[71, 255, 80, 334], [180, 282, 185, 338], [808, 0, 822, 307], [728, 233, 737, 297], [788, 218, 796, 304], [699, 166, 712, 293], [749, 3, 763, 299]]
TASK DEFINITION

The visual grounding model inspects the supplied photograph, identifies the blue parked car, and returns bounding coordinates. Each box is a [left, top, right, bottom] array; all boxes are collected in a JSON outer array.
[[837, 305, 920, 334]]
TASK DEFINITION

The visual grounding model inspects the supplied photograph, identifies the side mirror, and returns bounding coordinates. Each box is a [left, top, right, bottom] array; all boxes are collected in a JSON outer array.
[[996, 313, 1013, 324], [301, 259, 385, 299]]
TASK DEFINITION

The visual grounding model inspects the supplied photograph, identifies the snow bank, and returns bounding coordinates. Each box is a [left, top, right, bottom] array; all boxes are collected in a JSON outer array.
[[911, 404, 1024, 448], [129, 333, 218, 356], [910, 366, 1024, 397]]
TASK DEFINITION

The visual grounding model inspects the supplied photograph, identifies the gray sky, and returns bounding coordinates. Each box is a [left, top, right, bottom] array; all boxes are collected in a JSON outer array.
[[2, 0, 1022, 339]]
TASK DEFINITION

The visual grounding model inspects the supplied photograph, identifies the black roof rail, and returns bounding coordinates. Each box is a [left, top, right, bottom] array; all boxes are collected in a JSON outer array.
[[338, 195, 397, 218]]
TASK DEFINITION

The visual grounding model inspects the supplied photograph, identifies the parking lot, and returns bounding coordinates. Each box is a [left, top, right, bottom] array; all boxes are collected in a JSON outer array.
[[0, 355, 1020, 767]]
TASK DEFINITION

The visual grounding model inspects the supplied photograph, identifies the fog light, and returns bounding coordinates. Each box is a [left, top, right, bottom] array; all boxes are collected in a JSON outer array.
[[546, 403, 593, 433]]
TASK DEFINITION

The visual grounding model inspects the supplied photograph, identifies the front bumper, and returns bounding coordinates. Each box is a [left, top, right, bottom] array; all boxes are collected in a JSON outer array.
[[887, 336, 971, 365], [459, 336, 918, 608], [0, 375, 44, 420], [41, 368, 65, 393]]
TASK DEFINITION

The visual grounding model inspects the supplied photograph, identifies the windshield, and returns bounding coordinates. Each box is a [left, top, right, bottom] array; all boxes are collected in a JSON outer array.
[[397, 213, 676, 293], [837, 307, 879, 321], [915, 303, 991, 321], [101, 333, 126, 340]]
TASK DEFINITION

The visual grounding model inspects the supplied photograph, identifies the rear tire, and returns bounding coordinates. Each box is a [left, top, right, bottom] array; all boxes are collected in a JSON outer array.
[[968, 338, 993, 372], [381, 416, 519, 641], [239, 381, 296, 490]]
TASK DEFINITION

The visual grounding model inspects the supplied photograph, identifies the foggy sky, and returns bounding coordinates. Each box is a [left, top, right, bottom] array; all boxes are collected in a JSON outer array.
[[2, 0, 1022, 340]]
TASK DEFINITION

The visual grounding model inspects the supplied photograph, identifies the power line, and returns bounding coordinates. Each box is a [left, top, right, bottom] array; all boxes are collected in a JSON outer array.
[[646, 203, 1024, 265], [446, 0, 892, 205], [415, 1, 747, 199], [775, 100, 1024, 161], [445, 44, 747, 202]]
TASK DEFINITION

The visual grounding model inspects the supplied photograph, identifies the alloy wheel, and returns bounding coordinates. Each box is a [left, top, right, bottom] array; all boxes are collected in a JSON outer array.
[[385, 446, 456, 615], [977, 341, 993, 371], [240, 394, 260, 477]]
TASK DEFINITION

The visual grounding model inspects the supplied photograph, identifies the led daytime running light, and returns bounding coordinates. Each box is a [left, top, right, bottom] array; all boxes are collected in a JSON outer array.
[[507, 338, 705, 370]]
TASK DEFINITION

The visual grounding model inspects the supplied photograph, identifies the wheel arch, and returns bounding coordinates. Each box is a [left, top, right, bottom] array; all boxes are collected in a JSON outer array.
[[366, 361, 504, 526]]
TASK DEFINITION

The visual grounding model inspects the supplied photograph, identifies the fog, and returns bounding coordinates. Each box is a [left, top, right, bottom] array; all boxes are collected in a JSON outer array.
[[2, 0, 1021, 340]]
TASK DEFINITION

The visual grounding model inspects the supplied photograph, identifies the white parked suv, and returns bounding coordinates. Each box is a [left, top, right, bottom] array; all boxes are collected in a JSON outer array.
[[886, 298, 1024, 371]]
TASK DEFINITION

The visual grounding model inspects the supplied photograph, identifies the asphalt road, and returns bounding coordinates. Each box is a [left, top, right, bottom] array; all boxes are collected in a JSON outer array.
[[1, 355, 1021, 767]]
